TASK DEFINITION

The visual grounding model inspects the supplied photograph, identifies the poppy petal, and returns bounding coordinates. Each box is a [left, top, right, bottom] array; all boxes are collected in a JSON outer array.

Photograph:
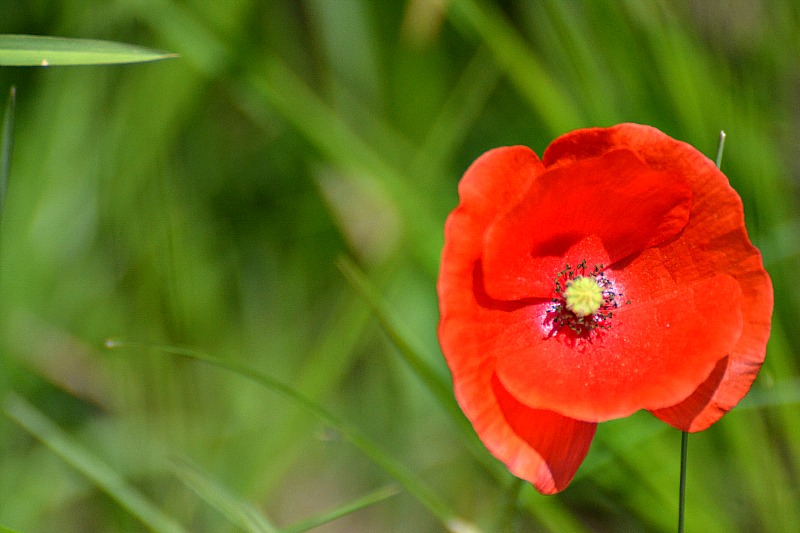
[[482, 149, 692, 301], [542, 124, 773, 431], [439, 146, 596, 494], [542, 123, 772, 430], [491, 374, 596, 494], [441, 325, 597, 494], [454, 145, 545, 227], [439, 145, 546, 334], [494, 272, 744, 421]]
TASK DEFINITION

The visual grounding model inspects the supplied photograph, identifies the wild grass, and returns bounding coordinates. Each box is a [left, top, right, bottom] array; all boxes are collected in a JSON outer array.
[[0, 1, 798, 531]]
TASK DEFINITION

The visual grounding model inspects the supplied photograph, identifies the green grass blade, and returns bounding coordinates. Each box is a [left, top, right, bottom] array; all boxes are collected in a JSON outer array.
[[447, 0, 585, 133], [411, 45, 499, 178], [105, 340, 478, 532], [2, 393, 188, 533], [236, 59, 442, 275], [0, 34, 176, 66], [243, 293, 373, 496], [170, 458, 278, 533], [280, 485, 399, 533], [336, 257, 506, 479], [0, 86, 14, 216], [740, 379, 800, 408], [336, 257, 453, 411]]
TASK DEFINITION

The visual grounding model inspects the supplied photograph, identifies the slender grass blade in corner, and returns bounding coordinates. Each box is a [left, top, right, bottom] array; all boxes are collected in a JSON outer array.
[[170, 458, 278, 533], [2, 393, 188, 533], [280, 484, 399, 533], [0, 86, 14, 216], [0, 35, 177, 66]]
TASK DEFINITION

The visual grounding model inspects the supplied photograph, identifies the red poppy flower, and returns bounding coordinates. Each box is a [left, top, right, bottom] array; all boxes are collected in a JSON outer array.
[[437, 123, 773, 494]]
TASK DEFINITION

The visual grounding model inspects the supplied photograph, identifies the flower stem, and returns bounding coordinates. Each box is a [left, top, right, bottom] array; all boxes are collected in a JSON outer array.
[[677, 130, 725, 533], [678, 430, 689, 533], [677, 131, 725, 531], [715, 130, 727, 169]]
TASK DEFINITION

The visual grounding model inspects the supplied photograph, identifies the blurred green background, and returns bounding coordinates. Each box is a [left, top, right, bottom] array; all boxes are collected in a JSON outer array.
[[0, 1, 798, 531]]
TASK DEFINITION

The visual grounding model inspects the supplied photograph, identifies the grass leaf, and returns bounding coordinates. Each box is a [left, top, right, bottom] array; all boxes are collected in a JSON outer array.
[[740, 379, 800, 408], [105, 340, 479, 532], [336, 257, 510, 479], [0, 34, 176, 66], [447, 0, 585, 133], [170, 458, 278, 533], [236, 58, 442, 275], [279, 484, 399, 533], [0, 85, 14, 216], [336, 257, 453, 413], [2, 393, 188, 533]]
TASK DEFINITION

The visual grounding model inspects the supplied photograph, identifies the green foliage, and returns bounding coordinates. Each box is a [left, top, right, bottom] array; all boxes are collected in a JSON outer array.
[[0, 1, 798, 531], [3, 394, 187, 533], [0, 34, 176, 66], [0, 86, 13, 214]]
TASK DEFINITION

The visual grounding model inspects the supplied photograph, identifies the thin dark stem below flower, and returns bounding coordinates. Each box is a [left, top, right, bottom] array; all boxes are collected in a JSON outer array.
[[678, 430, 689, 533], [677, 130, 723, 532]]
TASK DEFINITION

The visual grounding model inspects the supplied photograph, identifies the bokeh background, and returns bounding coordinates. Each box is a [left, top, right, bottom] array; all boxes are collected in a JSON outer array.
[[0, 1, 798, 531]]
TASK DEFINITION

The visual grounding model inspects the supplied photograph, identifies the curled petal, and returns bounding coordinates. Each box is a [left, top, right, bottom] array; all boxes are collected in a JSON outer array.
[[491, 374, 596, 493]]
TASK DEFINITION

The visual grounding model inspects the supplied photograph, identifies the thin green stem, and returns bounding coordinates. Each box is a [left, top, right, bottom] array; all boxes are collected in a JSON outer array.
[[677, 130, 725, 533], [715, 130, 726, 169], [678, 430, 689, 533]]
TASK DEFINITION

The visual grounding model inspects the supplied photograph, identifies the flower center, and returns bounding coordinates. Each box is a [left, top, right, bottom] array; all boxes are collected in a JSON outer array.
[[563, 276, 604, 317], [546, 259, 624, 338]]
